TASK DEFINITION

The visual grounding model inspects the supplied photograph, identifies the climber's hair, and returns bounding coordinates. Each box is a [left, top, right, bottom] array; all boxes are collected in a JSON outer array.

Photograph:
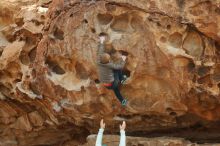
[[105, 43, 115, 54], [100, 53, 110, 64], [111, 51, 122, 62]]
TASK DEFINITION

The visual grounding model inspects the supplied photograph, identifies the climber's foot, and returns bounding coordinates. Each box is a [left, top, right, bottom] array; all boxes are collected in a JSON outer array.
[[121, 99, 127, 106]]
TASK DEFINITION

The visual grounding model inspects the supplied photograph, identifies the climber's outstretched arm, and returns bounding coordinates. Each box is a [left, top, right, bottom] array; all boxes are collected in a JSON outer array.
[[97, 33, 107, 64], [95, 119, 105, 146], [97, 42, 105, 64], [119, 121, 126, 146]]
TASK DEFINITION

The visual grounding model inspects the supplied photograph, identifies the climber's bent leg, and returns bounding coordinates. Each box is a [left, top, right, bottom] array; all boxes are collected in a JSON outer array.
[[114, 70, 123, 81], [104, 84, 127, 106], [111, 78, 127, 105], [114, 70, 127, 84], [112, 85, 124, 103], [103, 73, 127, 105], [104, 84, 123, 102]]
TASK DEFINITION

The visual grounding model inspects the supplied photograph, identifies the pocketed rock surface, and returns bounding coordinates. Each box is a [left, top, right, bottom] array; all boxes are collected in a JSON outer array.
[[0, 0, 220, 145]]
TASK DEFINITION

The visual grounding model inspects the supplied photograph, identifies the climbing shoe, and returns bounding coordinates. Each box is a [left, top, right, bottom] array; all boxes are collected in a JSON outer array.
[[121, 99, 127, 106]]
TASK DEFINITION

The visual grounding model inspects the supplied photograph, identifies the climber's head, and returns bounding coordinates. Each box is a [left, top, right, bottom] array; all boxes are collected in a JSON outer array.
[[111, 51, 122, 62], [100, 53, 110, 64], [105, 43, 115, 54]]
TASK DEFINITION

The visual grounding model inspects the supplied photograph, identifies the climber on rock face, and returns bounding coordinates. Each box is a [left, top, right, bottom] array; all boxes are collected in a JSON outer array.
[[95, 119, 126, 146], [97, 32, 127, 106]]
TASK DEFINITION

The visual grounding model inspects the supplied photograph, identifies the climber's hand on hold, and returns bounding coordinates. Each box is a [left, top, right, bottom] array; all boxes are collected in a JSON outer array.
[[99, 36, 105, 44], [100, 119, 105, 129], [119, 121, 126, 131], [121, 55, 127, 61]]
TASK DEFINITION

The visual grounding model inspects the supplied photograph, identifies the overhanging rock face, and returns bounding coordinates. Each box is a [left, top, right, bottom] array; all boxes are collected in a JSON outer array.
[[0, 0, 220, 145]]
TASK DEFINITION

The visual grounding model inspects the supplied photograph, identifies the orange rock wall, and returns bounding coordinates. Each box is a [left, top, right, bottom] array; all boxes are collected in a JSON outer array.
[[0, 0, 220, 145]]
